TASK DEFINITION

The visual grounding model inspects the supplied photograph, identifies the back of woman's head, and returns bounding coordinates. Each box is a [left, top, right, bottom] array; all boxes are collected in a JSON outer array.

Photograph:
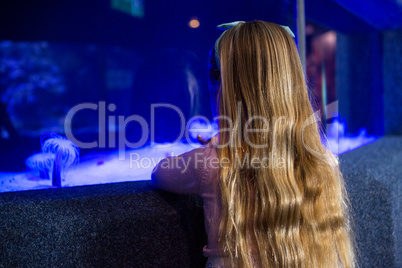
[[215, 20, 356, 268]]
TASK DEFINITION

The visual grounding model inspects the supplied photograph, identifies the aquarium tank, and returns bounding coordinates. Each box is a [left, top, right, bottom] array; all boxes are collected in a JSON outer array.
[[0, 0, 378, 193]]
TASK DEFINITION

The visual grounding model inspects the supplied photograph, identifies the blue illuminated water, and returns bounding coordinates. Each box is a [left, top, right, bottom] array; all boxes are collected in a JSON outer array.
[[0, 118, 377, 193], [0, 142, 201, 193]]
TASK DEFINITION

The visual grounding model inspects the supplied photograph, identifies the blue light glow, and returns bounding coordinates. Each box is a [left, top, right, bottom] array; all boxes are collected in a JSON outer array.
[[1, 141, 201, 193], [0, 118, 377, 193], [326, 118, 377, 155]]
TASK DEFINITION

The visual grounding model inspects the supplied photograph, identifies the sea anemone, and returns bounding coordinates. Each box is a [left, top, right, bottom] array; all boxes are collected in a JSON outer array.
[[41, 132, 79, 187], [25, 152, 55, 179]]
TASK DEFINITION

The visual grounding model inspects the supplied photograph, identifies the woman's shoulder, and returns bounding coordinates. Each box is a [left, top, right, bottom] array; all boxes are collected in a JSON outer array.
[[191, 142, 218, 157], [151, 143, 218, 195], [188, 143, 219, 170], [192, 144, 220, 192]]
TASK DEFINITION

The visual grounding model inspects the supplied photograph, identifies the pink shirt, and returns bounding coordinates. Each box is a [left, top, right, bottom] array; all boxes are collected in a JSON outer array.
[[151, 144, 223, 257]]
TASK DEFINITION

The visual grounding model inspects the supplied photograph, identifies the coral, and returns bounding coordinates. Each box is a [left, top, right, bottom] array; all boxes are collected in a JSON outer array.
[[40, 132, 79, 187], [25, 152, 55, 179]]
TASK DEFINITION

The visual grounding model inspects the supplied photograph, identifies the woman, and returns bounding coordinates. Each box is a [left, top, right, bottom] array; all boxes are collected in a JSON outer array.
[[152, 20, 356, 268]]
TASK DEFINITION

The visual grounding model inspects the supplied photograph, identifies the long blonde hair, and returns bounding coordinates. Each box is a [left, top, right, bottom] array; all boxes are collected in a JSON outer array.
[[216, 21, 356, 268]]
